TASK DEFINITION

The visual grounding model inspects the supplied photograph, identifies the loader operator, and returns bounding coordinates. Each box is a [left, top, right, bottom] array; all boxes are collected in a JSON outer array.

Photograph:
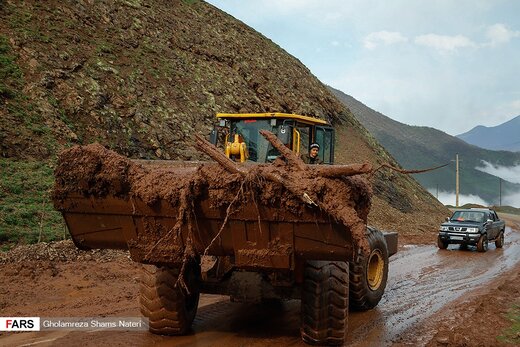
[[302, 143, 323, 164]]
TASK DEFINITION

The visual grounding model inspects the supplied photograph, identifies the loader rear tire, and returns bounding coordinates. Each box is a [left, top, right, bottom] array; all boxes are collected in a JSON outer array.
[[349, 226, 389, 311], [301, 261, 349, 346], [140, 261, 201, 335]]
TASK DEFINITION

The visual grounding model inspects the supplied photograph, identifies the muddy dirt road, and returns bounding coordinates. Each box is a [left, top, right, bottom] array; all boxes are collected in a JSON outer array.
[[1, 225, 519, 347]]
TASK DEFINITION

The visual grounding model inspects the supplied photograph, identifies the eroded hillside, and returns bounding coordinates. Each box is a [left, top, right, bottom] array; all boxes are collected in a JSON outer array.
[[0, 0, 448, 239], [1, 0, 349, 159]]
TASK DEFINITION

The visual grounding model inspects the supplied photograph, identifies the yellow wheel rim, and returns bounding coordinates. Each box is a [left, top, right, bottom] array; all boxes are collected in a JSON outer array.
[[367, 249, 384, 290]]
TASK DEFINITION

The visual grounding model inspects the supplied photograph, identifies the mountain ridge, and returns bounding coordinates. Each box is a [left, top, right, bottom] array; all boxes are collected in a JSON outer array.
[[329, 86, 520, 205], [457, 115, 520, 152]]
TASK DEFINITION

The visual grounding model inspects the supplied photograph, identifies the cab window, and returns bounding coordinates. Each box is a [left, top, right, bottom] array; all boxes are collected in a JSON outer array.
[[315, 126, 334, 164], [295, 124, 310, 156]]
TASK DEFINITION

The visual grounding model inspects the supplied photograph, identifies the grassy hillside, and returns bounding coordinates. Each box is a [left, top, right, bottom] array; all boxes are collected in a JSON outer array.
[[0, 159, 66, 249], [0, 0, 449, 248], [330, 87, 520, 204], [1, 0, 349, 160]]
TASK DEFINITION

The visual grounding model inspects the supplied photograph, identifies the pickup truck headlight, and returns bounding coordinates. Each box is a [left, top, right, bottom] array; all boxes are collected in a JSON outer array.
[[439, 226, 449, 231], [466, 227, 479, 233]]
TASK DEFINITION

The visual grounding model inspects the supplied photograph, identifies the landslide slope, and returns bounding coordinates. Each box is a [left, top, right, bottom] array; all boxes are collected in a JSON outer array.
[[0, 0, 447, 240]]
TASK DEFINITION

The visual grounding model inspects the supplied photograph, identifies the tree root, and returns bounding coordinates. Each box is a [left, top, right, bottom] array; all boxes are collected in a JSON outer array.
[[202, 177, 247, 258], [193, 131, 448, 256], [143, 131, 448, 268]]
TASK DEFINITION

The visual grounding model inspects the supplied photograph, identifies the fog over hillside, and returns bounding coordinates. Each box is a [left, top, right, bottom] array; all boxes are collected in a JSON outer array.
[[476, 161, 520, 184], [429, 161, 520, 207]]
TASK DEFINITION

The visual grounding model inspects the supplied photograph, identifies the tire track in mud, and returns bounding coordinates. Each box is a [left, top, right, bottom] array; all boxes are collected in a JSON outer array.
[[347, 226, 520, 346], [2, 229, 519, 347]]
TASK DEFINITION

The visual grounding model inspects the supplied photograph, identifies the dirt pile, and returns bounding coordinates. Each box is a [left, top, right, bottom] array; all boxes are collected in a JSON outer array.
[[53, 141, 374, 258], [0, 240, 128, 264]]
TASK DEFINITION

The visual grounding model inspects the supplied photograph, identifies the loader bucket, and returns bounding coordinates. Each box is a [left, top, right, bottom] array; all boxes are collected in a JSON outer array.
[[53, 144, 373, 268]]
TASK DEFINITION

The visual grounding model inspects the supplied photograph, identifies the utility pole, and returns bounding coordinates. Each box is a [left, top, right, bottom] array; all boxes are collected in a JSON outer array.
[[499, 177, 502, 206], [450, 154, 461, 207], [455, 153, 459, 207]]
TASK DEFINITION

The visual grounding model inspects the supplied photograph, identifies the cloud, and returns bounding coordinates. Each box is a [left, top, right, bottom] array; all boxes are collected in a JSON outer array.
[[331, 40, 340, 47], [474, 161, 520, 207], [485, 23, 520, 46], [208, 0, 520, 137], [475, 161, 520, 184], [509, 99, 520, 110], [414, 34, 477, 52], [428, 189, 490, 207], [502, 190, 520, 208], [413, 24, 520, 53], [363, 31, 408, 49]]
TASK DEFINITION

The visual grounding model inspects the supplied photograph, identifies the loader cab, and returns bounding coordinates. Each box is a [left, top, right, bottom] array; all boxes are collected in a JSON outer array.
[[212, 113, 335, 164]]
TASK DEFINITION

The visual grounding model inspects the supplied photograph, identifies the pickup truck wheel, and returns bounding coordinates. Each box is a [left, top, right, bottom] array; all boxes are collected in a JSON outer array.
[[437, 236, 449, 250], [477, 234, 488, 252], [301, 261, 348, 346], [140, 260, 201, 335], [495, 231, 504, 248], [349, 227, 389, 311]]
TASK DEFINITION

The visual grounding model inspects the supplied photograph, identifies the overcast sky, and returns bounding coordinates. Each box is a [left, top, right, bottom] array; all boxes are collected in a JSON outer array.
[[206, 0, 520, 136]]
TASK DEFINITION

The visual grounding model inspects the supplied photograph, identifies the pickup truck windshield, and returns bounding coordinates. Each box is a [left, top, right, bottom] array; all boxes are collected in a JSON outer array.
[[450, 211, 486, 222]]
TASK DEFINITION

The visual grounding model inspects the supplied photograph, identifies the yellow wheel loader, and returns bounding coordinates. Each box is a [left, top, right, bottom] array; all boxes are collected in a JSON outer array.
[[53, 113, 397, 345], [211, 112, 335, 164]]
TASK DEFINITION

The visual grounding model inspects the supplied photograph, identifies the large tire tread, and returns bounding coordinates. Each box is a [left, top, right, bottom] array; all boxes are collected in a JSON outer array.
[[301, 261, 348, 346], [139, 262, 200, 336], [349, 227, 389, 311]]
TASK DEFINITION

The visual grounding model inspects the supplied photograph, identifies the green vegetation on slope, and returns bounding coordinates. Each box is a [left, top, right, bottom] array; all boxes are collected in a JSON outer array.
[[0, 33, 58, 158], [0, 159, 66, 249], [0, 35, 23, 99], [498, 304, 520, 344]]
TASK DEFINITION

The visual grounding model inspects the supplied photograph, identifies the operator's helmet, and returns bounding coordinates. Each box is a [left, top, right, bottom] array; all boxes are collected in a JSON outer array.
[[310, 143, 320, 150]]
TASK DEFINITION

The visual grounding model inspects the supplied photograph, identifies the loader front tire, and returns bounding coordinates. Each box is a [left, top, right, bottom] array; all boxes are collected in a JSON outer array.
[[301, 261, 349, 346], [349, 226, 389, 311], [140, 261, 201, 335]]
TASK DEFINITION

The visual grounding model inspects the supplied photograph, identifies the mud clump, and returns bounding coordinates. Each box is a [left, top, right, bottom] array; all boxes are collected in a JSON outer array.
[[53, 141, 374, 257], [53, 143, 143, 200]]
